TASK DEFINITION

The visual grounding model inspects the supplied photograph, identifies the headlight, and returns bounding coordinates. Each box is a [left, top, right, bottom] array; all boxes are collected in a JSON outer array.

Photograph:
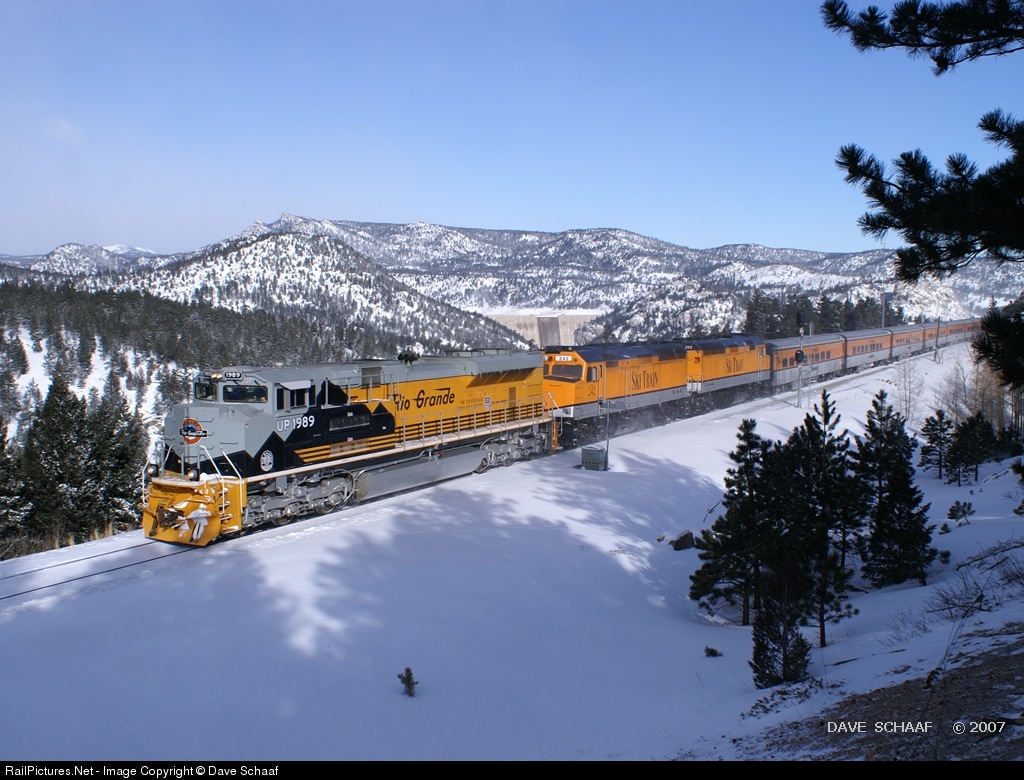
[[145, 463, 158, 477], [187, 469, 200, 481]]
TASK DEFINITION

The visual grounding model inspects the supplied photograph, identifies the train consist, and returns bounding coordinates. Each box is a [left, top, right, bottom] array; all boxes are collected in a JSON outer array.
[[142, 318, 977, 546]]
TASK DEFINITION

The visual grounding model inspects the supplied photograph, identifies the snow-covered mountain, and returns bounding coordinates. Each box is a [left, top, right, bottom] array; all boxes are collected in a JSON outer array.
[[8, 243, 162, 275], [2, 213, 1019, 345], [83, 231, 530, 356]]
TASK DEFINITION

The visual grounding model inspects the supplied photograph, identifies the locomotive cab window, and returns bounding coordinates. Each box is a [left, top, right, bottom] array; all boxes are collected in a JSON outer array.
[[276, 380, 313, 410], [549, 364, 583, 381], [325, 381, 348, 406], [223, 384, 268, 403], [194, 381, 217, 402]]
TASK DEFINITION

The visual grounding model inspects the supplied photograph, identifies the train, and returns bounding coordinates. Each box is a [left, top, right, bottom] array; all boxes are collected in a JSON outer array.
[[141, 318, 978, 546]]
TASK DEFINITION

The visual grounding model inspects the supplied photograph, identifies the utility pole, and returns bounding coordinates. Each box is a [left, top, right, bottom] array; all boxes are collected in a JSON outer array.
[[797, 326, 804, 409]]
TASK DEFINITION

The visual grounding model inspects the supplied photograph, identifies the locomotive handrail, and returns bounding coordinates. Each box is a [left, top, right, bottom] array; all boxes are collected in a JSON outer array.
[[394, 396, 548, 449], [218, 451, 245, 527], [198, 445, 222, 479], [220, 450, 244, 481]]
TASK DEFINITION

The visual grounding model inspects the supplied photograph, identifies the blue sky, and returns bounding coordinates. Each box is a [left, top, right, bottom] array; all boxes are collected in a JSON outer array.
[[2, 0, 1021, 256]]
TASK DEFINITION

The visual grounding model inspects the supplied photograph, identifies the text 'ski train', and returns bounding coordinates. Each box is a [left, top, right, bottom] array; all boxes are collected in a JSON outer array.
[[142, 319, 977, 546]]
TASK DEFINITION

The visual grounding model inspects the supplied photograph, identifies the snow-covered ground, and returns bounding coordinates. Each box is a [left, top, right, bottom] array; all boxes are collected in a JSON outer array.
[[1, 344, 1022, 761]]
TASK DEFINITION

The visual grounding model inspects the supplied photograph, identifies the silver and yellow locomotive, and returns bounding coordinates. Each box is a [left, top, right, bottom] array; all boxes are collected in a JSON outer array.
[[142, 350, 551, 545]]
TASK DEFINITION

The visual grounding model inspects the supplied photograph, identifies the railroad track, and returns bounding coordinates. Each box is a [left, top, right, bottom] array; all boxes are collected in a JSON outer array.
[[0, 537, 194, 602]]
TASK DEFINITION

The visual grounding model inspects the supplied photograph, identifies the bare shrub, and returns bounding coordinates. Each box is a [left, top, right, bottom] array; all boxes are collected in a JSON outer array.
[[880, 604, 931, 648], [924, 569, 988, 620], [996, 554, 1024, 595]]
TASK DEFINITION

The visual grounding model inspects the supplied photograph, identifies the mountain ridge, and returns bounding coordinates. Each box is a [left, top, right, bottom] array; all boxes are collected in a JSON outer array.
[[1, 214, 1017, 349]]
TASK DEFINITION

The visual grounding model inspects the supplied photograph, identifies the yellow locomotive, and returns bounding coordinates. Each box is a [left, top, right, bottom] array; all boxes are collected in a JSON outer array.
[[543, 337, 769, 447]]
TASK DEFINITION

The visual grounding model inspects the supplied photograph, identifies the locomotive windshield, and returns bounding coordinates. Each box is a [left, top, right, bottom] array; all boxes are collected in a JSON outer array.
[[223, 384, 269, 403], [194, 381, 217, 401], [547, 364, 583, 382]]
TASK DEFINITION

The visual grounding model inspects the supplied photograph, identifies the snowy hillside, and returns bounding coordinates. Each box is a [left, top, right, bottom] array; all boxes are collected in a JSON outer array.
[[1, 344, 1022, 761]]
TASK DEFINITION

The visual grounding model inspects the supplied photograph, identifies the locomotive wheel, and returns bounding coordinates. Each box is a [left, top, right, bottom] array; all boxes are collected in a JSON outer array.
[[315, 479, 353, 515]]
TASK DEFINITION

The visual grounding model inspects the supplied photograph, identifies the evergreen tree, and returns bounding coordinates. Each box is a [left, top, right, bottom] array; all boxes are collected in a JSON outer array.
[[1012, 460, 1024, 515], [397, 667, 419, 696], [0, 356, 17, 421], [855, 391, 937, 586], [7, 331, 28, 376], [76, 328, 97, 384], [85, 370, 147, 537], [919, 408, 954, 479], [749, 567, 812, 689], [0, 413, 27, 554], [823, 0, 1024, 390], [21, 374, 91, 548], [974, 296, 1024, 391], [43, 330, 73, 385], [743, 290, 785, 338], [788, 294, 818, 337], [947, 411, 999, 484], [780, 390, 861, 647], [817, 293, 844, 334], [856, 391, 913, 500], [690, 419, 774, 625], [15, 380, 43, 452]]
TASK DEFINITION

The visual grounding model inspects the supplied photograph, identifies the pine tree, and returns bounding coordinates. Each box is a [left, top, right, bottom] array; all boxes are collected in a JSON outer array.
[[5, 331, 28, 377], [0, 413, 27, 554], [780, 390, 862, 647], [823, 0, 1024, 390], [919, 409, 954, 479], [749, 567, 812, 689], [85, 370, 148, 537], [21, 374, 91, 547], [43, 329, 73, 384], [690, 419, 774, 625], [76, 328, 97, 385], [947, 412, 998, 484], [947, 499, 976, 525], [1012, 460, 1024, 515], [743, 290, 785, 338], [974, 296, 1024, 391], [0, 356, 17, 421], [856, 391, 937, 586], [818, 293, 844, 334]]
